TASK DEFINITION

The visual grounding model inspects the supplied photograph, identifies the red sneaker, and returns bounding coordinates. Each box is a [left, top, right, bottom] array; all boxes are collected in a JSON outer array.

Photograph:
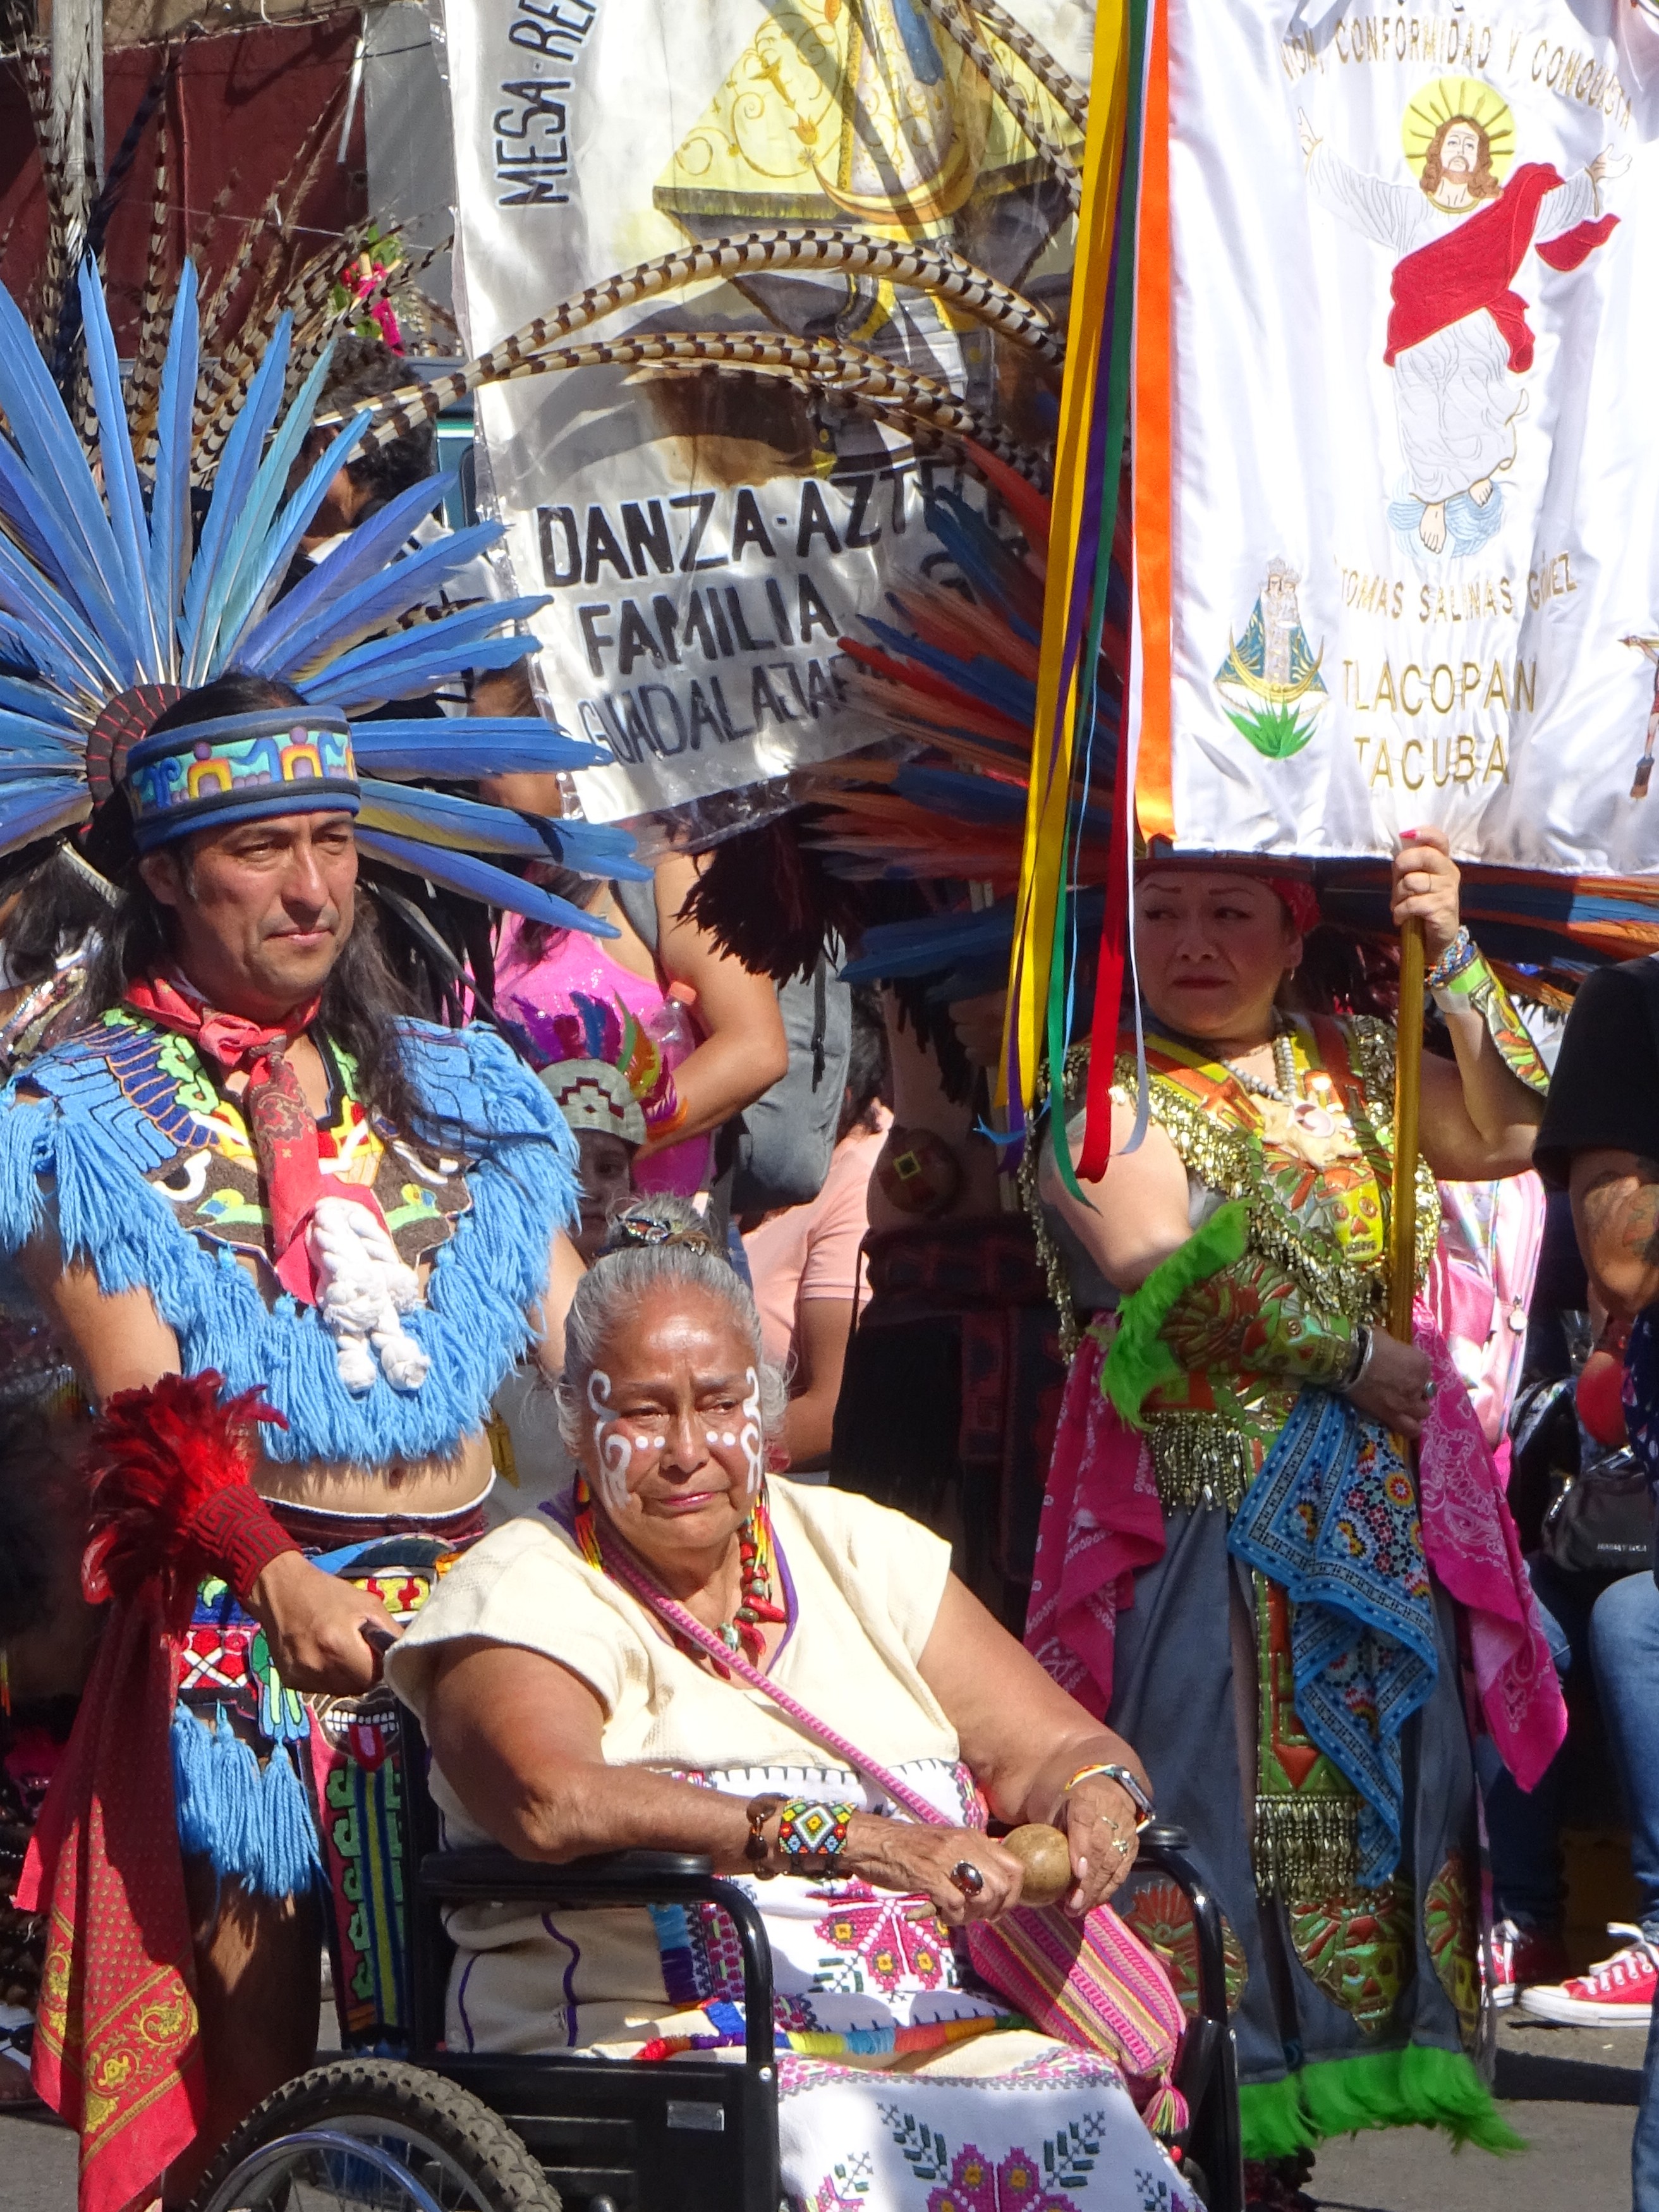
[[1519, 1926, 1659, 2027], [1488, 1919, 1570, 2009]]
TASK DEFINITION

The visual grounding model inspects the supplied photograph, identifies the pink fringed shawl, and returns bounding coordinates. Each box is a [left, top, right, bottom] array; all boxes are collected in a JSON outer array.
[[1024, 1316, 1565, 1792]]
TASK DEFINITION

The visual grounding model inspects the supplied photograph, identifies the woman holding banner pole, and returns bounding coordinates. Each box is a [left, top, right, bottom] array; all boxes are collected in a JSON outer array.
[[1028, 831, 1563, 2197]]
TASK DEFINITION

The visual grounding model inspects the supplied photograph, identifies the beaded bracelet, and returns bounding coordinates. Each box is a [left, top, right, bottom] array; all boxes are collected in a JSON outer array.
[[1425, 926, 1476, 991], [775, 1798, 855, 1869]]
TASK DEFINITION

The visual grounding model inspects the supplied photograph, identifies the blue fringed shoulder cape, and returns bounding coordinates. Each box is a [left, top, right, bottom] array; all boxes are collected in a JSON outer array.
[[0, 1015, 578, 1465]]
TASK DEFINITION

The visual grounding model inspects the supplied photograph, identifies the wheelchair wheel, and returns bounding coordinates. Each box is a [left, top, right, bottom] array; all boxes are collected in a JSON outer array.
[[190, 2057, 561, 2212]]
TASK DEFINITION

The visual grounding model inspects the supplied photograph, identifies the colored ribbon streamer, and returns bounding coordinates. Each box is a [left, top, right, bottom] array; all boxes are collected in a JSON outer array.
[[998, 0, 1140, 1147]]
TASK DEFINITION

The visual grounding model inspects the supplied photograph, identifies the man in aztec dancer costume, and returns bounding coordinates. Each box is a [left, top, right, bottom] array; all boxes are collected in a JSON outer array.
[[0, 255, 614, 2211], [1026, 845, 1567, 2182]]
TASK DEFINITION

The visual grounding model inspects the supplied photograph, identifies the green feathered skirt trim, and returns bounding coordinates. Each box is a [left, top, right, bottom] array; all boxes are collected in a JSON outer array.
[[1239, 2044, 1524, 2160], [1100, 1201, 1250, 1426]]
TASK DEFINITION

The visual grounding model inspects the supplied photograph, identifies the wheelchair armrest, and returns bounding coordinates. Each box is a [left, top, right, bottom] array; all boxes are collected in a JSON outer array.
[[416, 1845, 776, 2072], [1133, 1824, 1229, 2026], [418, 1846, 714, 1900]]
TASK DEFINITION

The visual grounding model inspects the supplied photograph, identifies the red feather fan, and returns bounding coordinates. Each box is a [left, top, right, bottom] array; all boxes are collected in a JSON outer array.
[[81, 1371, 287, 1632]]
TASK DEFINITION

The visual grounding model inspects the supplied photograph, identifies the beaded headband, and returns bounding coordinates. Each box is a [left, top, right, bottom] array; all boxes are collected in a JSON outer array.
[[125, 709, 360, 852]]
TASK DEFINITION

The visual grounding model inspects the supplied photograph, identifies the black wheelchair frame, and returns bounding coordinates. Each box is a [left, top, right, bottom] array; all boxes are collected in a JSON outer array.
[[396, 1709, 1244, 2212]]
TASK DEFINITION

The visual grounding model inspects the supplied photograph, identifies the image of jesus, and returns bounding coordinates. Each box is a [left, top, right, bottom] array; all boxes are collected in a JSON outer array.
[[1298, 102, 1624, 553]]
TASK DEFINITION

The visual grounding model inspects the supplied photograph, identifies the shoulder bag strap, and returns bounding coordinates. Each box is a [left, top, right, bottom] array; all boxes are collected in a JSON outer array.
[[593, 1531, 950, 1828]]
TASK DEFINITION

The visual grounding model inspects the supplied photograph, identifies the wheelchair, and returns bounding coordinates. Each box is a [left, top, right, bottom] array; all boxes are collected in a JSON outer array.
[[189, 1707, 1243, 2212]]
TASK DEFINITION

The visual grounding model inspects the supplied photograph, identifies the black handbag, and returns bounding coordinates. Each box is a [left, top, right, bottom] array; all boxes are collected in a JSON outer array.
[[1540, 1448, 1656, 1579]]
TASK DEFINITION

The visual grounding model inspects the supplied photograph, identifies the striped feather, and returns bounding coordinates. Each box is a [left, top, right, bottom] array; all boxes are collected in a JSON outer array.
[[126, 92, 172, 443]]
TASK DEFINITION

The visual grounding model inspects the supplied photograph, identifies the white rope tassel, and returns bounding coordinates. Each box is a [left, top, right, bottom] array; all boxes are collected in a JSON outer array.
[[308, 1196, 431, 1395]]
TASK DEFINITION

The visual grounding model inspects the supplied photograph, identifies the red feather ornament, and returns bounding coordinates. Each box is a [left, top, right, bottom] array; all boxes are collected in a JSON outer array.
[[81, 1371, 289, 1632]]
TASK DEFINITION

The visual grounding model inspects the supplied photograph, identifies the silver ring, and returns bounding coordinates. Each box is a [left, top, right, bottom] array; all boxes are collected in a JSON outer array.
[[1421, 1379, 1438, 1403], [950, 1859, 985, 1898]]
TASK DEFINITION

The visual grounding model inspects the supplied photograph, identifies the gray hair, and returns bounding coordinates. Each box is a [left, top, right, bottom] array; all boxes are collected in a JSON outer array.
[[556, 1228, 789, 1455]]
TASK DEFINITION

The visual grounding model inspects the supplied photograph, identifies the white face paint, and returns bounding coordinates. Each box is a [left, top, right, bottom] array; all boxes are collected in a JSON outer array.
[[739, 1367, 764, 1498], [586, 1370, 635, 1516]]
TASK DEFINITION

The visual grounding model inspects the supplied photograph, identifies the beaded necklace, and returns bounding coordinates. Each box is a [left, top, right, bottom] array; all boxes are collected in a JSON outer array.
[[571, 1472, 786, 1674], [1215, 1027, 1299, 1104]]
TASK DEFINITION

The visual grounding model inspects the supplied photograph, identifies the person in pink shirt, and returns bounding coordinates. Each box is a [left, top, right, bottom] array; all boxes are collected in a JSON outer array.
[[744, 998, 890, 1470]]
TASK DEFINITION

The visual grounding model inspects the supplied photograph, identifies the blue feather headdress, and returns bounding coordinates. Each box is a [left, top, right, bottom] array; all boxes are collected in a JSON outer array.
[[0, 257, 633, 936]]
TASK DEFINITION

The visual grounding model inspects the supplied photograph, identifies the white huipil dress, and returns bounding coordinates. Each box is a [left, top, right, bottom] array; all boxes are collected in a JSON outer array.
[[389, 1481, 1196, 2212]]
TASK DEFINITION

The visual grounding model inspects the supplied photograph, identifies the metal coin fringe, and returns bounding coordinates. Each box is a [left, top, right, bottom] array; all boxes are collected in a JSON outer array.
[[1252, 1793, 1363, 1899], [1143, 1412, 1256, 1515]]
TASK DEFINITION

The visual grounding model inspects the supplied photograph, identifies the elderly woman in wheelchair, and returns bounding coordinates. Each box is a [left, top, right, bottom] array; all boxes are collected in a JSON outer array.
[[385, 1209, 1201, 2212]]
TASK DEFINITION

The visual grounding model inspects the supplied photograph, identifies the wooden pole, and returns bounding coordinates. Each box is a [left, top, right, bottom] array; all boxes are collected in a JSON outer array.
[[1387, 916, 1425, 1341]]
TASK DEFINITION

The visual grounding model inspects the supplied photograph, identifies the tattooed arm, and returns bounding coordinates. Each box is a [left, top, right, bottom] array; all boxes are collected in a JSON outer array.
[[1571, 1149, 1659, 1321]]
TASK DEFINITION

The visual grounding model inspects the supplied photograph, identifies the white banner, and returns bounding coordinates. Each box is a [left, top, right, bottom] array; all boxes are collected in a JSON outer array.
[[1163, 0, 1659, 871], [435, 0, 1092, 821]]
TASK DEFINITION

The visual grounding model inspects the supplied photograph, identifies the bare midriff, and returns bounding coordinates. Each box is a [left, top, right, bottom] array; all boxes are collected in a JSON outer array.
[[254, 1424, 495, 1518]]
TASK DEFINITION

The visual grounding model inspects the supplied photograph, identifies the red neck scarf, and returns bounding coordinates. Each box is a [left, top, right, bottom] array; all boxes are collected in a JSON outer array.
[[125, 969, 379, 1303]]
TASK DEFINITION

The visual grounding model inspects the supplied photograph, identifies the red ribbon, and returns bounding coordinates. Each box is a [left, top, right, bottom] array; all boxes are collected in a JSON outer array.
[[125, 970, 384, 1304]]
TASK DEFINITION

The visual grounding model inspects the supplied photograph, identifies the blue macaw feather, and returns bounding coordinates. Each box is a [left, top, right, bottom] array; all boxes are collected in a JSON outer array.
[[146, 262, 200, 673], [888, 764, 1027, 822], [923, 490, 1043, 642], [348, 717, 605, 775], [0, 677, 78, 728], [0, 755, 79, 780], [357, 779, 553, 857], [270, 520, 504, 680], [861, 615, 1036, 724], [887, 762, 1115, 842], [0, 436, 82, 608], [0, 779, 92, 857], [0, 284, 137, 677], [0, 735, 80, 768], [301, 598, 545, 706], [77, 262, 162, 674], [358, 784, 642, 881], [234, 470, 461, 676], [841, 901, 1018, 982], [202, 341, 341, 679], [353, 827, 619, 934], [0, 531, 121, 696], [181, 314, 293, 681], [218, 408, 372, 655], [532, 817, 650, 879], [312, 633, 540, 712]]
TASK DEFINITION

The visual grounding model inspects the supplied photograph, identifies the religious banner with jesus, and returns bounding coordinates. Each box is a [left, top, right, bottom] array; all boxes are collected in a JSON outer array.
[[1137, 0, 1659, 874]]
